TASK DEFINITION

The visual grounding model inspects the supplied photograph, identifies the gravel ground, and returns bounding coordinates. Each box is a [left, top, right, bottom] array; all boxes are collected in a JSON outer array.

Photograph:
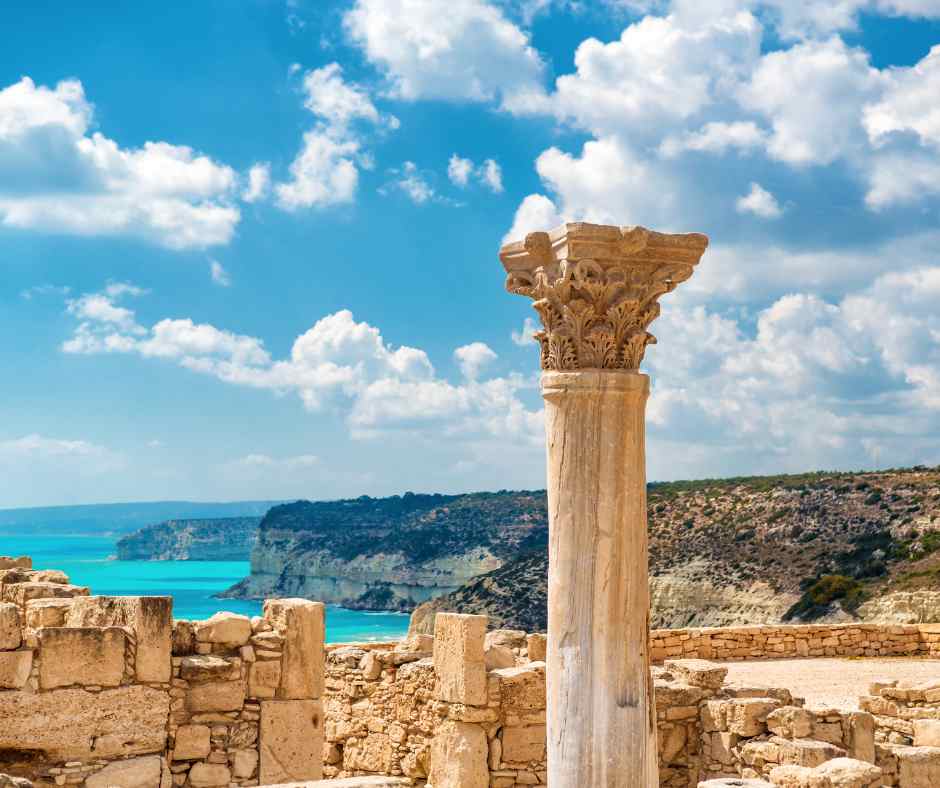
[[718, 657, 940, 709]]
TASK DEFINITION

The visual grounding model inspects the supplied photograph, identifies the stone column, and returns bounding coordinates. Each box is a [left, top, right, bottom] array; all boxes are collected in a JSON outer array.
[[499, 223, 708, 787]]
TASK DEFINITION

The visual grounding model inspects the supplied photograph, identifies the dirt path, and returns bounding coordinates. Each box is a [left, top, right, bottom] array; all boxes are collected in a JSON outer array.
[[718, 657, 940, 709]]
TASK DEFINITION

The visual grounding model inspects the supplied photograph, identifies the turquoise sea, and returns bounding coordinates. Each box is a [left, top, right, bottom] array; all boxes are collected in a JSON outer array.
[[1, 532, 410, 643]]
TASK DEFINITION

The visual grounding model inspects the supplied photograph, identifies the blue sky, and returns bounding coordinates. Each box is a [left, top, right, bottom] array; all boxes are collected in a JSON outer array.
[[2, 0, 940, 507]]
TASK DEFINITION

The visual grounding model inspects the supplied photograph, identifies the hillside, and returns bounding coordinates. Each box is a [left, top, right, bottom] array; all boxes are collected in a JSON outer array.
[[116, 517, 261, 560], [410, 466, 940, 633], [220, 491, 548, 610]]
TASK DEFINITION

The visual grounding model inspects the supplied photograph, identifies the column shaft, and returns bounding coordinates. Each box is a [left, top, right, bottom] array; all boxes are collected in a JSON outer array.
[[542, 370, 657, 788]]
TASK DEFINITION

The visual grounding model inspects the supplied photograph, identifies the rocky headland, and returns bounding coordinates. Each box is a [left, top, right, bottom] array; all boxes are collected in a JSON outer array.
[[115, 517, 260, 561]]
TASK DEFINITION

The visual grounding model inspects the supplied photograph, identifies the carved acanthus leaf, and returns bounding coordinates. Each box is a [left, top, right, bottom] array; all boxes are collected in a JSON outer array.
[[499, 223, 708, 371]]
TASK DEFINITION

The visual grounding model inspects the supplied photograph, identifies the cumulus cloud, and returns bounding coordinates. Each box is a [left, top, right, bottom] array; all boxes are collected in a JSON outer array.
[[275, 63, 395, 210], [0, 77, 242, 249], [209, 259, 231, 287], [61, 285, 542, 446], [511, 317, 539, 346], [344, 0, 546, 110], [447, 154, 504, 192], [503, 193, 563, 244], [735, 182, 783, 218], [242, 163, 271, 203]]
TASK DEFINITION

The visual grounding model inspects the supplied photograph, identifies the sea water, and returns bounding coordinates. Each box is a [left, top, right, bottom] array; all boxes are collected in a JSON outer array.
[[0, 532, 410, 643]]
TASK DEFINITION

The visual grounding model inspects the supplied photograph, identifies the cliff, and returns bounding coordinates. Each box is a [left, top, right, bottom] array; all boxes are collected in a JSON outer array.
[[410, 465, 940, 632], [220, 491, 548, 610], [115, 517, 260, 561]]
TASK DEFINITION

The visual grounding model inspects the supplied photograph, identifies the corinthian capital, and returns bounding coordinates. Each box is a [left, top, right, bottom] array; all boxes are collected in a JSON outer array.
[[499, 222, 708, 371]]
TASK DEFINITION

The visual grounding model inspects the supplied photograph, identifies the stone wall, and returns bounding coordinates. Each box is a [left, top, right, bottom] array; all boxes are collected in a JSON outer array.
[[650, 623, 940, 662], [0, 556, 325, 788]]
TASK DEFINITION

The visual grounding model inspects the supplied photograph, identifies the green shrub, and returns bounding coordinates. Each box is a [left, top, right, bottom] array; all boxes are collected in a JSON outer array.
[[784, 575, 867, 621]]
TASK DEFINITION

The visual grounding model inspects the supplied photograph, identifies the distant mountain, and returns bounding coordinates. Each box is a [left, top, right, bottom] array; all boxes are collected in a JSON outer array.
[[115, 517, 261, 560], [411, 466, 940, 632], [220, 491, 548, 611], [0, 500, 280, 535]]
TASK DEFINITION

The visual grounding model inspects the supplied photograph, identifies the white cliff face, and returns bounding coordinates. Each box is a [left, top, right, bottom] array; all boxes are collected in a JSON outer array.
[[858, 591, 940, 624]]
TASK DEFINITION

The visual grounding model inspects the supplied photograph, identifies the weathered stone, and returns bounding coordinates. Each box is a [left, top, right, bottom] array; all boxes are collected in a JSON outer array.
[[485, 644, 516, 671], [29, 570, 69, 584], [429, 720, 488, 788], [194, 611, 252, 646], [434, 613, 487, 705], [697, 781, 774, 788], [814, 757, 882, 788], [728, 698, 781, 737], [485, 629, 526, 650], [897, 745, 940, 788], [249, 658, 282, 699], [491, 663, 545, 710], [187, 679, 246, 712], [259, 699, 324, 784], [767, 706, 815, 739], [2, 582, 88, 608], [65, 596, 173, 683], [188, 762, 231, 787], [344, 733, 393, 773], [39, 627, 125, 688], [0, 556, 31, 570], [232, 749, 259, 779], [24, 598, 72, 629], [501, 725, 546, 763], [914, 719, 940, 747], [263, 598, 325, 700], [397, 634, 434, 653], [843, 711, 875, 764], [0, 603, 19, 649], [0, 685, 169, 760], [0, 774, 33, 788], [172, 618, 195, 655], [172, 724, 211, 760], [526, 633, 546, 663], [180, 654, 239, 682], [775, 736, 847, 768], [85, 756, 164, 788], [664, 658, 728, 690], [360, 651, 382, 680], [0, 649, 32, 688]]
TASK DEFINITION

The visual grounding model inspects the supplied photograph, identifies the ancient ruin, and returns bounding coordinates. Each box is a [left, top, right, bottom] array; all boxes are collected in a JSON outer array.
[[499, 222, 709, 787]]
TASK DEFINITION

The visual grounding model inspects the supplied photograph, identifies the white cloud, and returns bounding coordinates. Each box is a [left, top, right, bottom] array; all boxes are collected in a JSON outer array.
[[865, 151, 940, 208], [0, 77, 241, 249], [447, 154, 504, 193], [0, 433, 108, 459], [503, 193, 563, 244], [20, 284, 70, 300], [864, 45, 940, 149], [209, 259, 231, 287], [511, 316, 539, 346], [242, 163, 271, 203], [344, 0, 546, 110], [388, 161, 436, 204], [659, 121, 767, 158], [448, 154, 474, 186], [275, 63, 393, 210], [61, 286, 543, 448], [454, 342, 498, 379], [736, 182, 783, 218], [738, 37, 884, 166]]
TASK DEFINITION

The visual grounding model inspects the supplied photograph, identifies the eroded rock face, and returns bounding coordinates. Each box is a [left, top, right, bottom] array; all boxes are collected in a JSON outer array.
[[84, 756, 166, 788], [259, 699, 324, 785], [0, 603, 20, 649], [0, 650, 33, 689], [0, 685, 169, 761]]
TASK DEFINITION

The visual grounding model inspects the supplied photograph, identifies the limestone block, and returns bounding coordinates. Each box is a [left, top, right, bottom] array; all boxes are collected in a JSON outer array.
[[259, 699, 324, 784], [526, 633, 546, 663], [397, 633, 434, 653], [697, 781, 773, 788], [249, 658, 282, 699], [491, 663, 545, 710], [843, 711, 875, 764], [710, 731, 738, 765], [173, 619, 195, 655], [188, 762, 231, 787], [484, 644, 516, 671], [29, 569, 69, 584], [344, 733, 393, 773], [0, 603, 19, 649], [814, 757, 882, 787], [664, 658, 729, 690], [263, 598, 325, 700], [360, 651, 381, 680], [66, 595, 173, 683], [271, 780, 411, 787], [180, 654, 240, 682], [485, 629, 526, 650], [766, 764, 816, 787], [433, 612, 487, 705], [0, 685, 169, 760], [897, 745, 940, 787], [661, 723, 688, 764], [914, 719, 940, 747], [0, 556, 31, 570], [172, 724, 211, 760], [0, 649, 32, 688], [2, 582, 88, 608], [729, 698, 782, 737], [24, 598, 73, 629], [232, 749, 259, 779], [0, 774, 33, 788], [187, 679, 246, 712], [38, 626, 125, 688], [767, 707, 815, 739], [501, 725, 546, 763], [194, 611, 252, 646], [85, 755, 164, 788], [775, 736, 847, 768], [429, 720, 488, 788]]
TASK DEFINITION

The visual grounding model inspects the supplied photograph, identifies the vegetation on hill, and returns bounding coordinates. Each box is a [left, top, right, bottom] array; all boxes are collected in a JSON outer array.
[[115, 517, 260, 560]]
